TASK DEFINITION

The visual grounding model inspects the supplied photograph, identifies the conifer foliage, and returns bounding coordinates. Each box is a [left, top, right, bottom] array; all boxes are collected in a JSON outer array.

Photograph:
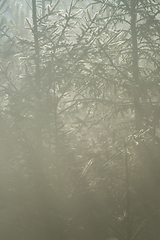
[[0, 0, 160, 240]]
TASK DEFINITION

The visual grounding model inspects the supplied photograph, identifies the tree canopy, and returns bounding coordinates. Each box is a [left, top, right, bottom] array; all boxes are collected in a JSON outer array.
[[0, 0, 160, 240]]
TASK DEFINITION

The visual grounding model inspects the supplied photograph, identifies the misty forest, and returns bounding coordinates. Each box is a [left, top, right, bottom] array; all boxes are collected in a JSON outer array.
[[0, 0, 160, 239]]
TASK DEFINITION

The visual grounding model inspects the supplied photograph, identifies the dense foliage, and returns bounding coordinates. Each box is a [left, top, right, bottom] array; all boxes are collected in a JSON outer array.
[[0, 0, 160, 240]]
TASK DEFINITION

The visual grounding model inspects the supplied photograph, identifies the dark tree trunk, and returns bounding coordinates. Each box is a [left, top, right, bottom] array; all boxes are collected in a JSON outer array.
[[130, 0, 143, 131]]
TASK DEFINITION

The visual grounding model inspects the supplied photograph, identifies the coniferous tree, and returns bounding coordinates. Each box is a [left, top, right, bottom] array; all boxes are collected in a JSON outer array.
[[82, 1, 160, 239], [1, 0, 160, 240]]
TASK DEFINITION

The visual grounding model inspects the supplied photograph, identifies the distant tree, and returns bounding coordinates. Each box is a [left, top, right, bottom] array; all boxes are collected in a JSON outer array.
[[0, 0, 103, 239], [84, 0, 160, 239], [1, 0, 160, 240]]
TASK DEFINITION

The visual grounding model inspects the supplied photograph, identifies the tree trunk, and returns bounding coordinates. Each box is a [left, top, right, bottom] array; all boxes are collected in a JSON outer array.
[[32, 0, 43, 157], [130, 0, 142, 131]]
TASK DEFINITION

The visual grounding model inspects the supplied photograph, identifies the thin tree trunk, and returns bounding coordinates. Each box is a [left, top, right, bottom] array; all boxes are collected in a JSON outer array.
[[53, 77, 65, 240], [42, 0, 45, 17], [124, 140, 132, 240], [32, 0, 41, 90], [32, 0, 43, 157], [130, 0, 142, 131]]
